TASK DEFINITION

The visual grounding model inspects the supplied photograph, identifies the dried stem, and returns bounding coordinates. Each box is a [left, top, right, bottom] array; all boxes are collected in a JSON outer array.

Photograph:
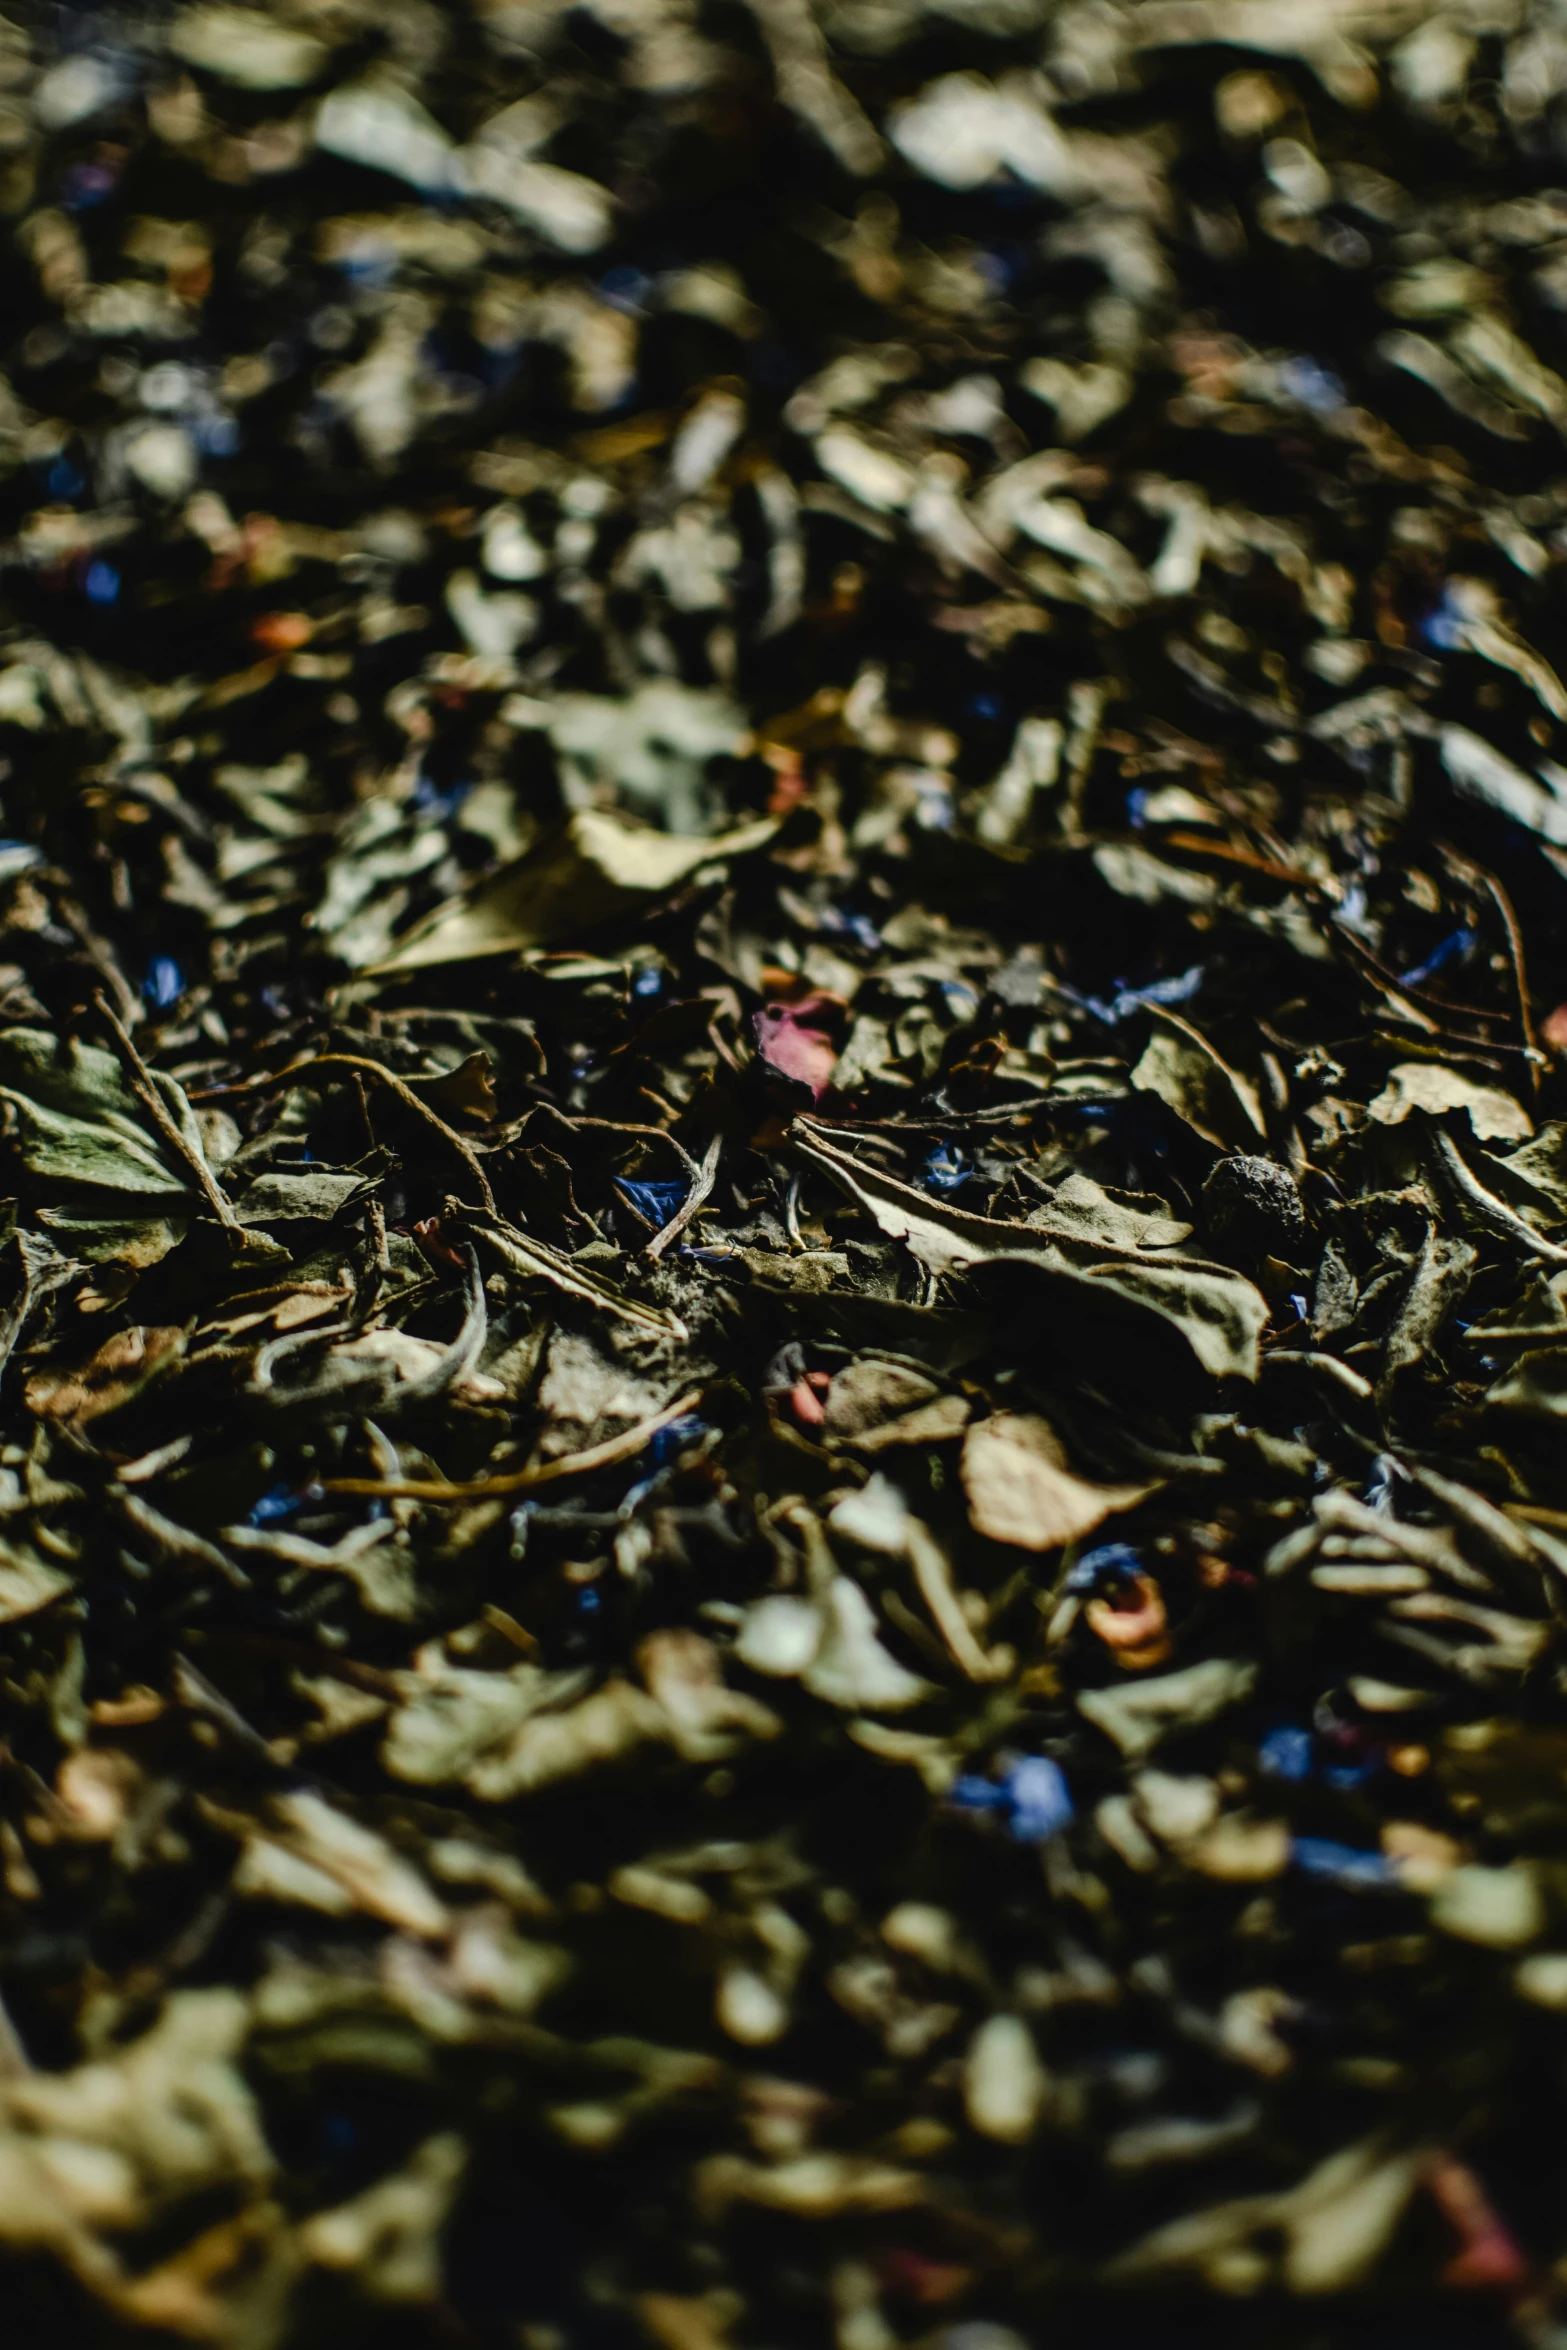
[[645, 1131, 723, 1260], [1440, 843, 1541, 1099], [321, 1388, 703, 1502], [93, 993, 244, 1237], [552, 1114, 701, 1181], [195, 1052, 497, 1215]]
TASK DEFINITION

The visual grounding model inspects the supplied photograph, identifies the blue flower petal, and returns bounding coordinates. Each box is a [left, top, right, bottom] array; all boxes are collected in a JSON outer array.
[[1292, 1836, 1400, 1890], [924, 1144, 970, 1192], [1400, 928, 1475, 989], [143, 956, 184, 1010], [1002, 1756, 1073, 1841], [615, 1178, 689, 1226], [1067, 1543, 1142, 1594], [1067, 964, 1204, 1026], [1259, 1726, 1314, 1782], [949, 1774, 1009, 1813], [249, 1483, 302, 1527]]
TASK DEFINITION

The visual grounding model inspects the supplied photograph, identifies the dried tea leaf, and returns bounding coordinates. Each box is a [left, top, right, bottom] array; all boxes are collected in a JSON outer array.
[[0, 1029, 203, 1206], [961, 1413, 1155, 1550], [232, 1792, 450, 1938], [26, 1324, 187, 1424], [1130, 1010, 1267, 1152], [1078, 1657, 1258, 1761], [9, 2, 1567, 2333], [1113, 2138, 1427, 2296], [802, 1580, 935, 1712], [0, 1987, 272, 2301], [467, 1213, 689, 1342], [0, 1535, 72, 1622], [1486, 1346, 1567, 1416], [300, 2133, 467, 2302], [1488, 1124, 1567, 1221], [236, 1168, 380, 1223], [382, 1661, 592, 1786], [792, 1124, 1268, 1379], [463, 1680, 671, 1800], [169, 4, 328, 87], [1368, 1062, 1533, 1141], [964, 2014, 1047, 2143], [372, 810, 778, 972]]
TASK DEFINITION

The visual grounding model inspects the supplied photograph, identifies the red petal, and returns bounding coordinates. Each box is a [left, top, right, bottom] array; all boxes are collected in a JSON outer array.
[[753, 1004, 838, 1098]]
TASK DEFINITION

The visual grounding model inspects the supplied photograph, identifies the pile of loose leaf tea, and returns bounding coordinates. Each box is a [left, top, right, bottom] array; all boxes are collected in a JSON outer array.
[[13, 0, 1567, 2344]]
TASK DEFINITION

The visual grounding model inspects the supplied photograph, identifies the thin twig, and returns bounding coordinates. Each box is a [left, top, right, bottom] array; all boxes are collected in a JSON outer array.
[[194, 1052, 497, 1215], [54, 888, 141, 1024], [1439, 842, 1541, 1099], [904, 1520, 1006, 1681], [800, 1099, 1045, 1133], [1331, 927, 1507, 1037], [350, 1071, 378, 1154], [1367, 1029, 1515, 1075], [93, 993, 244, 1236], [320, 1388, 704, 1502], [1163, 830, 1318, 888], [1432, 1128, 1567, 1265], [112, 1489, 252, 1589], [645, 1131, 722, 1260], [783, 1169, 805, 1250], [1507, 1502, 1567, 1532], [550, 1114, 701, 1180], [1485, 875, 1539, 1082]]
